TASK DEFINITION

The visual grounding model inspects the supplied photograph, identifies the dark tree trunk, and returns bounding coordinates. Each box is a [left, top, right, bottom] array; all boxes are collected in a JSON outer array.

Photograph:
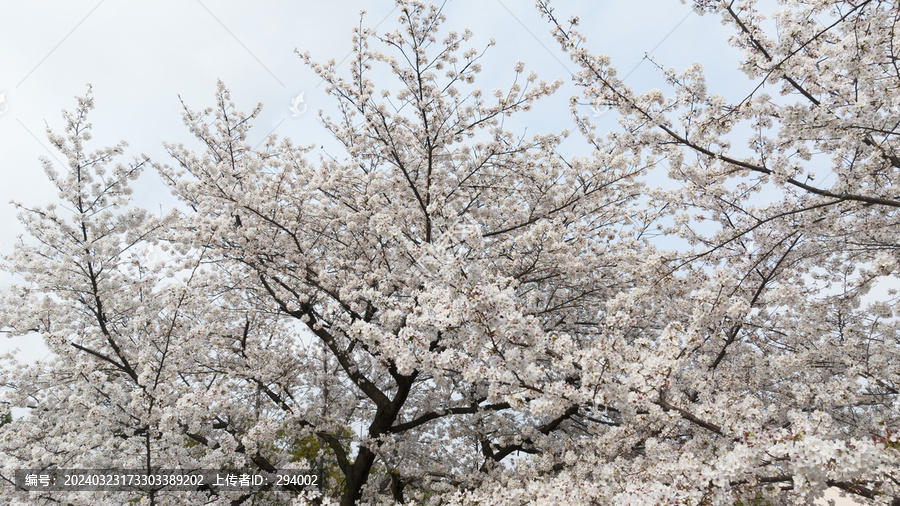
[[339, 447, 377, 506]]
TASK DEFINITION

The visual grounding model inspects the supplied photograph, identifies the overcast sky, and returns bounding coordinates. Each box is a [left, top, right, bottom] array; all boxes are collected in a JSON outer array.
[[0, 0, 745, 357]]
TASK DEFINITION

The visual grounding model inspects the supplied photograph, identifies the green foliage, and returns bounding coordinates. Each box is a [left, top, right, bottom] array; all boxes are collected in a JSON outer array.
[[268, 428, 349, 498], [734, 492, 773, 506]]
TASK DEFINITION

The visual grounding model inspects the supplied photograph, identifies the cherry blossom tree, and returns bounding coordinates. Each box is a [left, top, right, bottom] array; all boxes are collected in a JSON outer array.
[[0, 90, 317, 505], [520, 0, 900, 504], [159, 1, 655, 502], [2, 0, 899, 505]]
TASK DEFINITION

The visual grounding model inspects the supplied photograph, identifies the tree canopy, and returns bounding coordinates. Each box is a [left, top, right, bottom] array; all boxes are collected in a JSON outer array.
[[1, 1, 899, 505]]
